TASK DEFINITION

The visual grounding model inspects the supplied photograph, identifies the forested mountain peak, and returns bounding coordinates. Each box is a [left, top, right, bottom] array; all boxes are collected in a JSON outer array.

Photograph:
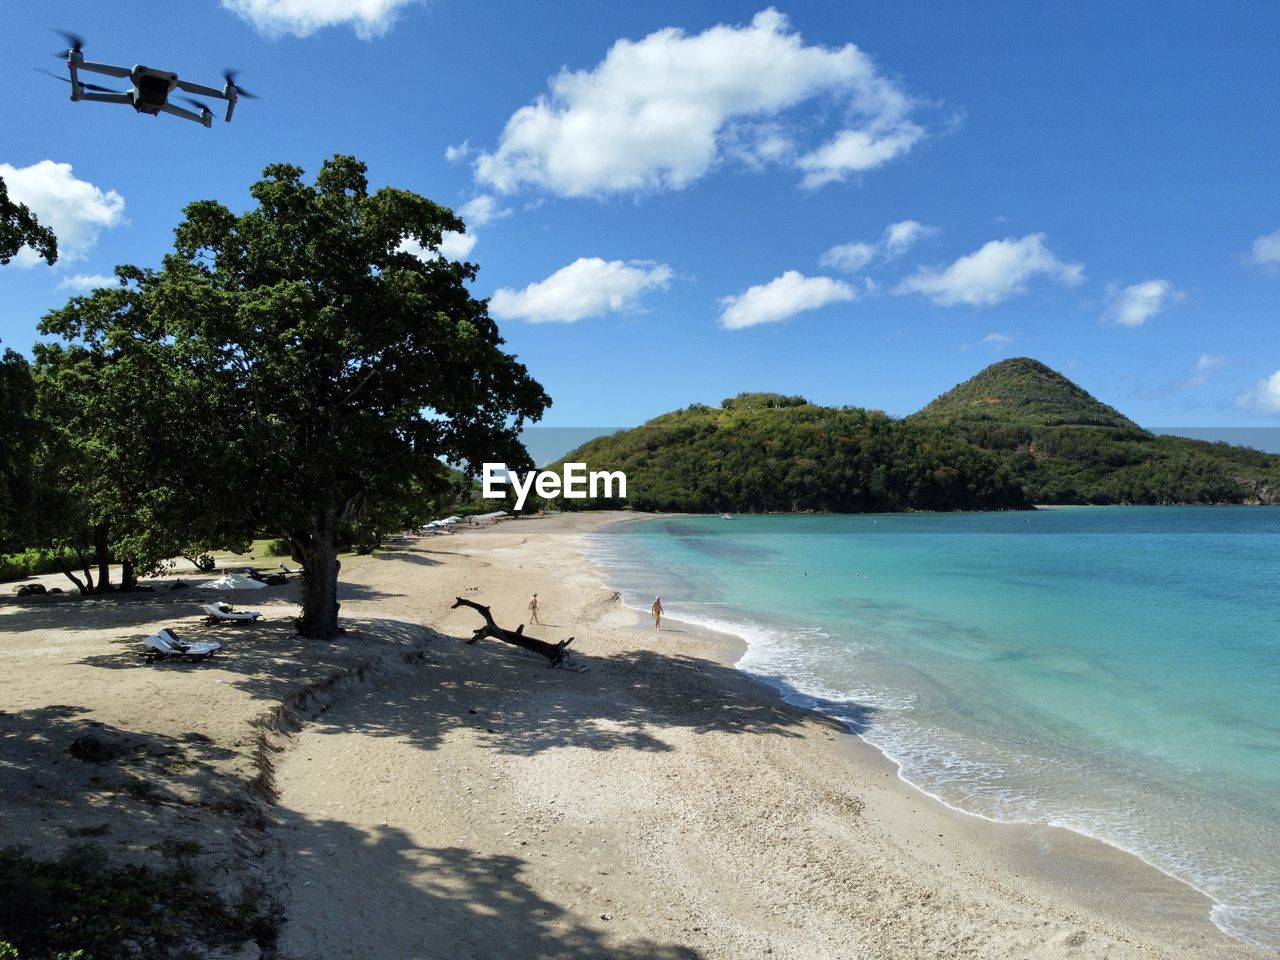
[[912, 357, 1140, 431]]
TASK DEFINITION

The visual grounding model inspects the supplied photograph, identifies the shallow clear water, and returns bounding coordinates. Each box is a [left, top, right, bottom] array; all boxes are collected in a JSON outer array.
[[588, 507, 1280, 949]]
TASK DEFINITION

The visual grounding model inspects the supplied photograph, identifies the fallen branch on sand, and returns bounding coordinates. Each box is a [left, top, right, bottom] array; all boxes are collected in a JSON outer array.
[[451, 597, 582, 669]]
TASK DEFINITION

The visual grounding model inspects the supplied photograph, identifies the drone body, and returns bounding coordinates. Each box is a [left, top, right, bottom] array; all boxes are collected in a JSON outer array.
[[50, 33, 255, 128]]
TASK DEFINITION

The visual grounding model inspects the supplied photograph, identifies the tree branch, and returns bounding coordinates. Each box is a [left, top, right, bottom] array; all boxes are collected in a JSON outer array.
[[451, 596, 575, 667]]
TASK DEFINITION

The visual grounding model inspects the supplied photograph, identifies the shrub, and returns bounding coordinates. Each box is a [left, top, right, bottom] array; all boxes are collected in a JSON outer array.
[[0, 548, 99, 583], [263, 539, 292, 557], [0, 845, 275, 959]]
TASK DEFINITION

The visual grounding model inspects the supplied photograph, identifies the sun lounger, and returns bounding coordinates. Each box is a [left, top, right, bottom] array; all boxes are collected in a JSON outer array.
[[279, 562, 304, 576], [201, 603, 262, 624], [142, 628, 222, 662]]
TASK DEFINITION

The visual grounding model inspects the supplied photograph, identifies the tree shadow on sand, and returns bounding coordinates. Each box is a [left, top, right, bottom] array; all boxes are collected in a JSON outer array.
[[292, 631, 874, 757], [365, 549, 442, 567], [0, 704, 248, 854], [65, 600, 877, 759], [278, 812, 703, 960], [77, 616, 434, 708], [0, 588, 300, 635]]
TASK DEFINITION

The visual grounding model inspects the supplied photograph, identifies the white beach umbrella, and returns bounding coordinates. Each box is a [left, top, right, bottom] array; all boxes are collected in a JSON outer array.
[[200, 573, 267, 590]]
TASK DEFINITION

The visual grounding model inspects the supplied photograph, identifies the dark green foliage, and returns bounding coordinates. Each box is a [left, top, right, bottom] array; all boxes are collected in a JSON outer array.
[[720, 392, 810, 411], [555, 399, 1029, 513], [0, 845, 274, 960], [556, 360, 1280, 513], [909, 358, 1280, 504], [0, 548, 100, 584], [0, 176, 57, 266], [263, 539, 292, 557], [0, 348, 38, 550], [34, 268, 249, 592]]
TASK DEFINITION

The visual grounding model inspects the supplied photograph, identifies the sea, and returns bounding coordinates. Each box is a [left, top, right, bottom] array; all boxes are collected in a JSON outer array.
[[587, 507, 1280, 950]]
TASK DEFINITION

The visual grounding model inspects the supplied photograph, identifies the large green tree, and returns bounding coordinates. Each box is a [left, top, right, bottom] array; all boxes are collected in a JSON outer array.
[[34, 268, 246, 592], [0, 346, 38, 551], [0, 175, 57, 266], [148, 155, 549, 637]]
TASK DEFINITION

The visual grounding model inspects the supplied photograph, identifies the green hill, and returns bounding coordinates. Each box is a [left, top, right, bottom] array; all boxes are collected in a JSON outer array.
[[554, 394, 1030, 513], [907, 358, 1280, 504], [553, 359, 1280, 513], [913, 357, 1138, 430]]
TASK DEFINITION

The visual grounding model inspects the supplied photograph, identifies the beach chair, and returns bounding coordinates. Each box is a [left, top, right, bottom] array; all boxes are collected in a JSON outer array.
[[279, 562, 304, 576], [142, 628, 221, 663], [201, 603, 262, 624]]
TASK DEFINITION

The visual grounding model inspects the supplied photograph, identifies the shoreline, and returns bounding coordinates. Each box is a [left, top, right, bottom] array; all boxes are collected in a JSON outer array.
[[578, 512, 1261, 954], [273, 511, 1262, 959], [2, 512, 1266, 957]]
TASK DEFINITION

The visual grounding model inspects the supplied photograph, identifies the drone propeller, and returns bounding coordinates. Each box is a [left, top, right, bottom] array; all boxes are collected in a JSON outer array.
[[52, 30, 85, 58], [35, 67, 122, 94], [222, 69, 258, 98], [179, 97, 213, 115]]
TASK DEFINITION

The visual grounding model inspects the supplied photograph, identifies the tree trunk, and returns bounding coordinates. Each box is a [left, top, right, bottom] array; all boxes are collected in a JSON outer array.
[[93, 523, 112, 593], [120, 558, 137, 590], [295, 512, 341, 640], [55, 549, 90, 595], [451, 597, 575, 667]]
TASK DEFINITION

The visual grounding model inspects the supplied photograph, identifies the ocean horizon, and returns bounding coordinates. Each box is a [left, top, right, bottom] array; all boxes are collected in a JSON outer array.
[[588, 507, 1280, 950]]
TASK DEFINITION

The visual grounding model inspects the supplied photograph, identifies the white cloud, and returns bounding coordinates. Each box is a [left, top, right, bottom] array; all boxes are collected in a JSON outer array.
[[0, 161, 125, 267], [820, 219, 935, 273], [1236, 370, 1280, 414], [220, 0, 417, 38], [819, 241, 877, 273], [444, 141, 472, 163], [58, 273, 118, 291], [896, 234, 1083, 307], [437, 231, 476, 260], [489, 258, 672, 323], [1184, 353, 1227, 388], [959, 331, 1014, 353], [797, 124, 923, 189], [718, 270, 854, 330], [459, 194, 510, 228], [1248, 229, 1280, 270], [473, 8, 923, 198], [399, 231, 476, 262], [883, 219, 934, 256], [1104, 278, 1181, 327]]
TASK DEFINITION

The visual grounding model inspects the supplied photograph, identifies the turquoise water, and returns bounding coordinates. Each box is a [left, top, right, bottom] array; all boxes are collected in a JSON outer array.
[[588, 507, 1280, 949]]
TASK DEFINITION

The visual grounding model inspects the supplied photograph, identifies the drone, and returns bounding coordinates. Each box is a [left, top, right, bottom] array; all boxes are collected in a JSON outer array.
[[42, 32, 256, 129]]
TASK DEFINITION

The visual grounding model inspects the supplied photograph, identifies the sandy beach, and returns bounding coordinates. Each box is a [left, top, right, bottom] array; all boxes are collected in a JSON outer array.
[[0, 512, 1266, 959]]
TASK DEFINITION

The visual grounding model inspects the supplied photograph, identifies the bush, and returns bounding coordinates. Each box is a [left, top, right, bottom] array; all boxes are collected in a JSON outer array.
[[0, 548, 98, 583], [263, 539, 292, 557], [183, 553, 218, 572]]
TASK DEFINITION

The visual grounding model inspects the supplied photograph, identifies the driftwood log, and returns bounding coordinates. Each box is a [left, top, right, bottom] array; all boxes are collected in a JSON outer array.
[[451, 597, 575, 667]]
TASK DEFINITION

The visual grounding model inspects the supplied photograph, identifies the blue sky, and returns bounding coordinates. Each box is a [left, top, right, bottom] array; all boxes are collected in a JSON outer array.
[[3, 0, 1279, 433]]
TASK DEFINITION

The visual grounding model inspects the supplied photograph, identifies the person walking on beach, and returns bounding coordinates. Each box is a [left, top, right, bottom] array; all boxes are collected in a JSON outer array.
[[651, 596, 663, 631], [528, 592, 541, 625]]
